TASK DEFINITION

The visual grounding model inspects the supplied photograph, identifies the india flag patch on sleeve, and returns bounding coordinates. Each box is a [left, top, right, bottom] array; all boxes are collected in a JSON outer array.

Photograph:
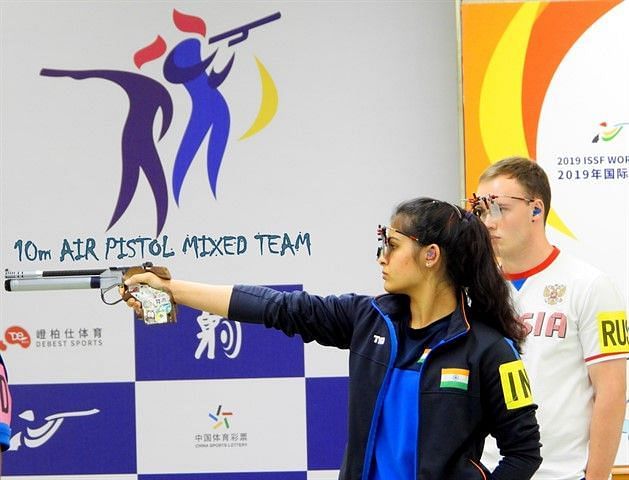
[[440, 368, 469, 390]]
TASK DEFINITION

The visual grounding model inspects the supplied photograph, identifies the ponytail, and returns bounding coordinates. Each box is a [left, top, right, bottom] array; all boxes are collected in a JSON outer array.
[[393, 198, 525, 349], [448, 212, 526, 348]]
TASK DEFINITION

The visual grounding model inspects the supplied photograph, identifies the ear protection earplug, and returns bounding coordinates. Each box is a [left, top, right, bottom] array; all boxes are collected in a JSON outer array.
[[533, 207, 542, 216], [426, 250, 436, 260]]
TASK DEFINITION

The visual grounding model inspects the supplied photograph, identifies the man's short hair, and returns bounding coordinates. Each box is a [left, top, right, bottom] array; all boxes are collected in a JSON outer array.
[[479, 156, 551, 222]]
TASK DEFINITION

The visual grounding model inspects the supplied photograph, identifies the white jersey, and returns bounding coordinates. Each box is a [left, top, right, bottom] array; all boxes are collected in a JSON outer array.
[[482, 247, 628, 480]]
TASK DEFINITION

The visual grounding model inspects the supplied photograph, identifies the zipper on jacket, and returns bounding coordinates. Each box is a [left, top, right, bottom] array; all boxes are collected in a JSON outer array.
[[365, 298, 470, 480], [362, 300, 399, 480]]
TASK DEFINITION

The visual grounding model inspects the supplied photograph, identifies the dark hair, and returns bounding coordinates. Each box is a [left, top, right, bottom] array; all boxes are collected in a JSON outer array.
[[479, 156, 552, 223], [393, 197, 526, 349]]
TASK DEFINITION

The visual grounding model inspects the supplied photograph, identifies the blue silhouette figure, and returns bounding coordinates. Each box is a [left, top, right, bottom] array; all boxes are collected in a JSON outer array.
[[163, 39, 235, 204]]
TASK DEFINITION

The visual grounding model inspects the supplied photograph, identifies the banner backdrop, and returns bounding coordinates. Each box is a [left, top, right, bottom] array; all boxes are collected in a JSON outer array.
[[461, 0, 629, 466], [0, 1, 460, 478]]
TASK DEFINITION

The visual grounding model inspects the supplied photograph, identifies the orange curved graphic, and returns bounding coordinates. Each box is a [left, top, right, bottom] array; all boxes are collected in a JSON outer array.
[[461, 0, 621, 238], [522, 1, 621, 160], [461, 2, 521, 196], [478, 2, 542, 164]]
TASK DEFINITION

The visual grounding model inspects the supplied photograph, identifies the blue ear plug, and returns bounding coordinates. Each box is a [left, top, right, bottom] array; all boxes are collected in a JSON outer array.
[[533, 207, 542, 216]]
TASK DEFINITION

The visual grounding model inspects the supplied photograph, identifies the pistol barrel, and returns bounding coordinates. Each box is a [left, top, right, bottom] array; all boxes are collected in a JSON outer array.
[[5, 276, 101, 291]]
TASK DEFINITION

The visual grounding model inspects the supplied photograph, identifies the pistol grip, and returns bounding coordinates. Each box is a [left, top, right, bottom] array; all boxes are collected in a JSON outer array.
[[123, 265, 177, 324], [127, 284, 176, 324]]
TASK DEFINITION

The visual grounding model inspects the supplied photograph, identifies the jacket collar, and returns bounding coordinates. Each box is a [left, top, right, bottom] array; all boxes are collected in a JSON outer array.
[[374, 292, 471, 341]]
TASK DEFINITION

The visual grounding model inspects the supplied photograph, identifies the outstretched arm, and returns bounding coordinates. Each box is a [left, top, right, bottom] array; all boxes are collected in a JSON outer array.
[[125, 272, 233, 317], [124, 273, 358, 347]]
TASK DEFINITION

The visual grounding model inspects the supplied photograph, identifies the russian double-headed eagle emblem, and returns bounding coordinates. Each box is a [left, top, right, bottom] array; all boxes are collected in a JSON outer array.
[[544, 284, 566, 305]]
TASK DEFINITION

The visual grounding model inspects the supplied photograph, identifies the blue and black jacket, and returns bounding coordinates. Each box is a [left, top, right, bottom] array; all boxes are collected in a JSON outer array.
[[229, 285, 541, 480]]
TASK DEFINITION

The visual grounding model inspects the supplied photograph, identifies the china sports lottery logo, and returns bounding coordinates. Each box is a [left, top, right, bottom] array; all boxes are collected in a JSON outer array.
[[209, 404, 233, 429], [41, 9, 281, 236]]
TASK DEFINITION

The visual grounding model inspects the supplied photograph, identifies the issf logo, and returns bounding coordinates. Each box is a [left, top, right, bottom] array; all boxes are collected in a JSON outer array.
[[592, 121, 628, 143], [41, 9, 281, 236]]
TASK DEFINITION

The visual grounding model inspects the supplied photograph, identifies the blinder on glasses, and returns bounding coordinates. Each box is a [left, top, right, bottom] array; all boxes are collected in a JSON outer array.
[[466, 193, 533, 221], [377, 225, 420, 259]]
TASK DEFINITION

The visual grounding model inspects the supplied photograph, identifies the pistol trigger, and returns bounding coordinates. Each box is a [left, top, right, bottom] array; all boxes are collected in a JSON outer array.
[[101, 283, 125, 305]]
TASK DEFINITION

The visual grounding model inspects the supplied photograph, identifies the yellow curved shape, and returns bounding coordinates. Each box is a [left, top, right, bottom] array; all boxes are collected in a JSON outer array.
[[478, 2, 575, 239], [479, 2, 541, 162], [239, 56, 279, 140], [547, 208, 575, 239]]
